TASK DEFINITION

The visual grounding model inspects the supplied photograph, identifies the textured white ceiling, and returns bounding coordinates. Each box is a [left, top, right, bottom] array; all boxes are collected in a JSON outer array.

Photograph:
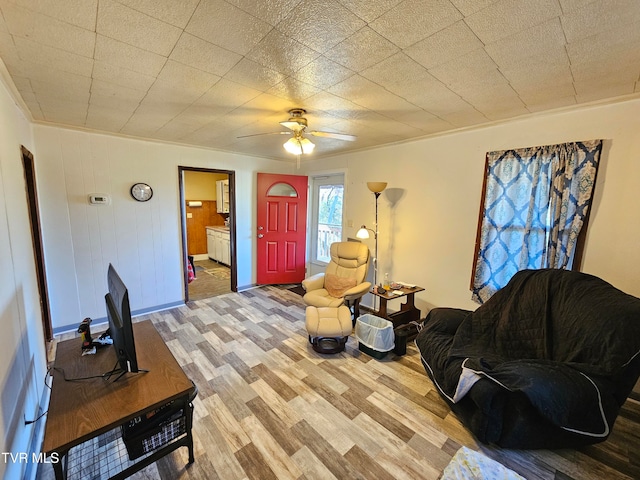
[[1, 0, 639, 160]]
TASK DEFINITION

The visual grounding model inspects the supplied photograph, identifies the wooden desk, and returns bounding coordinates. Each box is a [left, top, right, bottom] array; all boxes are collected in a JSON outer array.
[[43, 320, 196, 480], [370, 285, 425, 327]]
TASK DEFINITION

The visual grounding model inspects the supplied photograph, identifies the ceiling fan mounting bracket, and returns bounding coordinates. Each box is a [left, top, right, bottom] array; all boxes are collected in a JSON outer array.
[[286, 108, 308, 128]]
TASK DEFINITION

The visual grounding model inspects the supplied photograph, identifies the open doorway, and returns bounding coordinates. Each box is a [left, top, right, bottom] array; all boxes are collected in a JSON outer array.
[[179, 167, 237, 301]]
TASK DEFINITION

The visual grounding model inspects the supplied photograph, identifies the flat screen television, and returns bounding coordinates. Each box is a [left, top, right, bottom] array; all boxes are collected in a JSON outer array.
[[105, 263, 141, 380]]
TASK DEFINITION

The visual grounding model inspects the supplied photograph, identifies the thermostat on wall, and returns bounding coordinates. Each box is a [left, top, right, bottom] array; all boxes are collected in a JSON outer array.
[[89, 194, 110, 205]]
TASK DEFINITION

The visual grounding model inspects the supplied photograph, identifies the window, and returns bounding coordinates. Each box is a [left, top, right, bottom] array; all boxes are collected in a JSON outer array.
[[310, 174, 344, 263], [266, 182, 297, 197], [471, 140, 602, 303]]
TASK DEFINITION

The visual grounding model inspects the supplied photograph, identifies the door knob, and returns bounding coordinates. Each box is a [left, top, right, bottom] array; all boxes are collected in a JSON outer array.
[[258, 226, 264, 230], [257, 234, 264, 238]]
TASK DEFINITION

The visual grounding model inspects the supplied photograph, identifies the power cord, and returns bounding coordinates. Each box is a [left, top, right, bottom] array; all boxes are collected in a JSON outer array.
[[52, 366, 113, 382], [24, 367, 53, 425], [24, 410, 48, 426], [22, 363, 148, 426], [409, 320, 424, 333], [53, 365, 149, 382]]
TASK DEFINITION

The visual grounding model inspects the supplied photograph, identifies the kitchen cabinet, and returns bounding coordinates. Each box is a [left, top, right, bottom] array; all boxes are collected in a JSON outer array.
[[206, 228, 216, 261], [216, 179, 229, 213], [206, 227, 230, 265], [220, 232, 230, 265]]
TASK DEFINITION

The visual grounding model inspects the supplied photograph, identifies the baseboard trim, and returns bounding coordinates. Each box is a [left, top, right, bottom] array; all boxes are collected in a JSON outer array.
[[24, 386, 52, 480], [52, 300, 185, 335]]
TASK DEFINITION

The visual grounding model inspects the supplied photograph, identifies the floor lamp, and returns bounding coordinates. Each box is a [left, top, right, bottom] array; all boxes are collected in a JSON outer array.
[[357, 182, 387, 306]]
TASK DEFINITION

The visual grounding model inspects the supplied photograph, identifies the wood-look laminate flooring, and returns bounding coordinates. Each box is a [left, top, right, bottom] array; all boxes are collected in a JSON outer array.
[[38, 286, 640, 479]]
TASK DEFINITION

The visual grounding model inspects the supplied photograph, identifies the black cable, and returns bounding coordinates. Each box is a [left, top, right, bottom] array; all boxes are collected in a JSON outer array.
[[24, 410, 47, 425], [24, 368, 53, 425], [52, 366, 110, 382], [44, 366, 53, 389]]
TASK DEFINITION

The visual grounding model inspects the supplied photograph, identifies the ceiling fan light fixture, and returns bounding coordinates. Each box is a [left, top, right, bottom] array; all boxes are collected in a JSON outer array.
[[283, 137, 301, 154], [300, 137, 315, 154], [283, 136, 315, 155], [240, 107, 352, 155]]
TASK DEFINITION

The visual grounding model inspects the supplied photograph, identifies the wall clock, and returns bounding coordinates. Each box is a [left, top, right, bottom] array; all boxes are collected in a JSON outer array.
[[130, 183, 153, 202]]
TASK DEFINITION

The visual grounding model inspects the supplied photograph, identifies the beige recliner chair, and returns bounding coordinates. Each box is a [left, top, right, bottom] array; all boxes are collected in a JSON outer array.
[[302, 241, 371, 321]]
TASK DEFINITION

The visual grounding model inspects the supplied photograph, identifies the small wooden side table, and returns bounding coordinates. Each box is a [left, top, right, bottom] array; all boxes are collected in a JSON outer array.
[[43, 320, 196, 480], [370, 285, 425, 327]]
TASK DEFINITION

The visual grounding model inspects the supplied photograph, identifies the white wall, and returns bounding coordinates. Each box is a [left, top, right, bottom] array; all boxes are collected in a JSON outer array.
[[33, 126, 294, 332], [3, 71, 639, 476], [0, 72, 48, 479], [184, 170, 227, 201], [301, 98, 640, 314]]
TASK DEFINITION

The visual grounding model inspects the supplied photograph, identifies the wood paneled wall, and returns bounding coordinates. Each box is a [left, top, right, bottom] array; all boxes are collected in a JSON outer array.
[[186, 200, 226, 255]]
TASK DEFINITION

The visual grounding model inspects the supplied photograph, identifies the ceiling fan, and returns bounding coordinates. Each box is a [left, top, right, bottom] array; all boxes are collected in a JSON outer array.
[[238, 108, 356, 155]]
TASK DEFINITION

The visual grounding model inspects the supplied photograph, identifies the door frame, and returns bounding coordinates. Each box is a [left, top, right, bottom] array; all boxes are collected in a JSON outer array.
[[21, 146, 53, 342], [178, 166, 237, 301]]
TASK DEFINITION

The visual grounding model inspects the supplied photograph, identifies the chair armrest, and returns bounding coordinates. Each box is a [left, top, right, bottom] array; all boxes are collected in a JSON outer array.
[[343, 282, 371, 300], [302, 273, 325, 292]]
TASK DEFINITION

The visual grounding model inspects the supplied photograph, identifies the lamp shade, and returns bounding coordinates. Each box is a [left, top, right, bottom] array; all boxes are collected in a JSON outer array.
[[300, 137, 315, 154], [367, 182, 387, 193], [356, 225, 370, 239], [283, 136, 315, 155], [283, 137, 302, 155]]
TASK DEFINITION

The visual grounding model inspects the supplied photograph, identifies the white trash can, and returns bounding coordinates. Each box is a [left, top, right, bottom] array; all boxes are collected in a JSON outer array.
[[355, 314, 395, 359]]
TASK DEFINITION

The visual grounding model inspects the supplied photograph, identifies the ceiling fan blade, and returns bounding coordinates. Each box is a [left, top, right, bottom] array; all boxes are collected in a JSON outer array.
[[237, 131, 292, 139], [308, 131, 357, 141], [280, 121, 306, 132]]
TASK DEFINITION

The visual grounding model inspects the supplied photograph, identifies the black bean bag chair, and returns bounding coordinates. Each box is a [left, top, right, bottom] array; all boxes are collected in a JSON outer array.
[[416, 269, 640, 449]]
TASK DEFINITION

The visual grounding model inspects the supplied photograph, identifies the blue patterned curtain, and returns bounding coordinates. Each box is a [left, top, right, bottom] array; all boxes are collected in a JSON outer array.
[[472, 140, 602, 303]]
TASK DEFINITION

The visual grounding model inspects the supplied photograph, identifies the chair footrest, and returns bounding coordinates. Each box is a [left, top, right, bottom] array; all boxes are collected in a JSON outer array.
[[309, 336, 347, 354]]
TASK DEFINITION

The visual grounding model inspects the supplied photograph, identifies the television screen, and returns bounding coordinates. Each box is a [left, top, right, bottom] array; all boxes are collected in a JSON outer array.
[[106, 264, 139, 378]]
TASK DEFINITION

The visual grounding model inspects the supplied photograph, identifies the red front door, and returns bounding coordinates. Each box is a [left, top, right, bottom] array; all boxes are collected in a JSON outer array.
[[257, 173, 308, 284]]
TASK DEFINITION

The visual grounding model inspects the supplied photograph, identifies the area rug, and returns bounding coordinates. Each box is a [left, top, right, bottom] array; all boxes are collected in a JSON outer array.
[[441, 447, 525, 479], [209, 268, 230, 279], [286, 284, 306, 296]]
